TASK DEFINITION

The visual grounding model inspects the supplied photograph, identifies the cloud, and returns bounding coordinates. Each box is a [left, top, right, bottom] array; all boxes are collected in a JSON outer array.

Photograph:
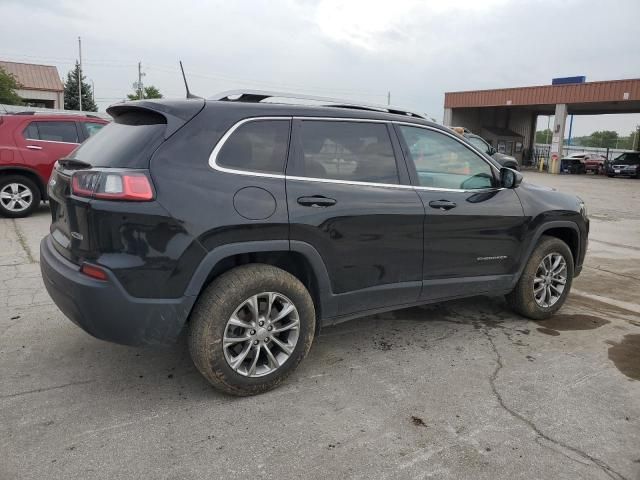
[[0, 0, 638, 134]]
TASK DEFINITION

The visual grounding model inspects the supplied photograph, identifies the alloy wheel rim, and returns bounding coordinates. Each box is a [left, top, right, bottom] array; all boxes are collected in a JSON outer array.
[[223, 292, 300, 377], [0, 183, 33, 212], [533, 253, 567, 308]]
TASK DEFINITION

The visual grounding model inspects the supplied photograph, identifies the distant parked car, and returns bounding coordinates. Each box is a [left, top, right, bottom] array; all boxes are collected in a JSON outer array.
[[450, 127, 519, 170], [0, 112, 108, 217], [560, 155, 586, 174], [606, 152, 640, 178], [582, 153, 606, 174]]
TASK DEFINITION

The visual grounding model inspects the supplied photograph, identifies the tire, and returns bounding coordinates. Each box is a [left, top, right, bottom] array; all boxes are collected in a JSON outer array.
[[0, 175, 41, 218], [607, 174, 614, 178], [506, 236, 574, 320], [188, 264, 316, 396]]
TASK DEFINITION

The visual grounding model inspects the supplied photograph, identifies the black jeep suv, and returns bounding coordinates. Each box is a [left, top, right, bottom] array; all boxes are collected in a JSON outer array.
[[40, 91, 589, 396]]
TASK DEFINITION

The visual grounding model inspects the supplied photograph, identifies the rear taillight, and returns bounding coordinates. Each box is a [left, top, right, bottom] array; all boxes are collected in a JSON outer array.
[[72, 170, 154, 201]]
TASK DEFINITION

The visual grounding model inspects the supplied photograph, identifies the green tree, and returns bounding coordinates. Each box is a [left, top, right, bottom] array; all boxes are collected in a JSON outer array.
[[127, 85, 163, 101], [583, 130, 618, 148], [535, 129, 553, 144], [0, 67, 23, 105], [64, 62, 97, 111]]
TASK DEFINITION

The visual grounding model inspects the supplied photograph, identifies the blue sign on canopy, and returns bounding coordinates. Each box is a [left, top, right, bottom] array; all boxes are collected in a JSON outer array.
[[552, 76, 586, 85]]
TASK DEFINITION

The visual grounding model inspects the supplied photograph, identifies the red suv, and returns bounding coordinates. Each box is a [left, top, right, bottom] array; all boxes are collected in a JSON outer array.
[[0, 112, 108, 217]]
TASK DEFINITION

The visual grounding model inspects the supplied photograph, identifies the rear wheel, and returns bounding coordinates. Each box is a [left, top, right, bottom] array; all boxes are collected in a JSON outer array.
[[188, 264, 316, 396], [506, 236, 574, 320], [0, 175, 41, 218]]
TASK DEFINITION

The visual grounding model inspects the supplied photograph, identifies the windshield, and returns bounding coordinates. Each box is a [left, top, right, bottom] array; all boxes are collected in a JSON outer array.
[[613, 153, 640, 165]]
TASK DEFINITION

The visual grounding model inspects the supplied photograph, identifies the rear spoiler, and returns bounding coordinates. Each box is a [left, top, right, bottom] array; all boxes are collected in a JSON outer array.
[[106, 99, 205, 139]]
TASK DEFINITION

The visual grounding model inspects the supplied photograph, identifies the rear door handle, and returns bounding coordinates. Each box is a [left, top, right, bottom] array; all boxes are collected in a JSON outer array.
[[297, 196, 337, 207], [26, 145, 43, 150], [428, 200, 457, 211]]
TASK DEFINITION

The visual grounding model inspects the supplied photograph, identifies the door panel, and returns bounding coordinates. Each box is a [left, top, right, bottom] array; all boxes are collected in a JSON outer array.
[[15, 120, 80, 182], [394, 124, 526, 300], [287, 119, 424, 316]]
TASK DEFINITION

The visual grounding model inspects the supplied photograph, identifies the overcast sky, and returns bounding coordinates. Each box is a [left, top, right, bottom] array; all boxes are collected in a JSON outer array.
[[1, 0, 638, 136]]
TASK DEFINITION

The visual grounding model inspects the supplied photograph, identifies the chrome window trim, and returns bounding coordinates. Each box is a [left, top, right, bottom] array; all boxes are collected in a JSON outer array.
[[22, 138, 80, 146], [208, 116, 504, 193]]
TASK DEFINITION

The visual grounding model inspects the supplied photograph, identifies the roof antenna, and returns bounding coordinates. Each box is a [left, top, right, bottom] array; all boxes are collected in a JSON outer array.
[[179, 61, 201, 99]]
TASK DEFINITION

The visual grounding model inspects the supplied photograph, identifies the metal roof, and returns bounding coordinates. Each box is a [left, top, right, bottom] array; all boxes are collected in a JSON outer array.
[[444, 78, 640, 109], [0, 60, 64, 92]]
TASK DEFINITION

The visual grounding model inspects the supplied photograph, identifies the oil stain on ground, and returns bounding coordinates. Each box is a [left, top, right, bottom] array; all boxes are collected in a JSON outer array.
[[536, 314, 610, 336], [607, 334, 640, 381]]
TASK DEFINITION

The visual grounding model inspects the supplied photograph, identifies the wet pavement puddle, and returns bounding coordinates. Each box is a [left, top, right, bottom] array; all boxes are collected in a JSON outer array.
[[606, 334, 640, 381], [535, 314, 610, 336]]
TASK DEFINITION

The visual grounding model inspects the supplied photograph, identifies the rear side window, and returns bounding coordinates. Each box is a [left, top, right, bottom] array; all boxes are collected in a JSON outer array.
[[297, 121, 399, 184], [22, 121, 79, 143], [216, 120, 290, 174]]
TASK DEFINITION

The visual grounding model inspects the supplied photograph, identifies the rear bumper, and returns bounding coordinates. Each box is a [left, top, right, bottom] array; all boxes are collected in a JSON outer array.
[[40, 236, 196, 346]]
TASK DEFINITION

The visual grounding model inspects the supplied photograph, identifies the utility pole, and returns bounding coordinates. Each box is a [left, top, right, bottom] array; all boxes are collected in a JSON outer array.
[[137, 62, 145, 100], [78, 36, 82, 111], [387, 91, 391, 105]]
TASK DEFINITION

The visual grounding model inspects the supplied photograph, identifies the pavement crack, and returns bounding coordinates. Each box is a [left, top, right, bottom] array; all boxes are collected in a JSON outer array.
[[484, 330, 629, 480], [1, 380, 94, 399], [12, 219, 36, 264]]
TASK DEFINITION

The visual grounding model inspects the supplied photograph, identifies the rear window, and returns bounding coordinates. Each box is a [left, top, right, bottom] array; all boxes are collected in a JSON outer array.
[[67, 111, 166, 168]]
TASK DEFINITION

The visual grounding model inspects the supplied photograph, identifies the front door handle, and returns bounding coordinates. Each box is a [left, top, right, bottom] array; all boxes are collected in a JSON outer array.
[[429, 199, 457, 211], [297, 196, 337, 207], [26, 145, 43, 150]]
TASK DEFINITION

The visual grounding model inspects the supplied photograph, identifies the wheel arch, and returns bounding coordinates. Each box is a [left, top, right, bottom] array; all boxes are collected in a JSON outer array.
[[514, 221, 581, 287], [0, 166, 47, 200], [185, 240, 334, 330]]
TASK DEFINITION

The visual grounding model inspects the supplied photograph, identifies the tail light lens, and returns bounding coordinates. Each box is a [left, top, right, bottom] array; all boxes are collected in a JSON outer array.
[[80, 263, 109, 281], [72, 170, 154, 201]]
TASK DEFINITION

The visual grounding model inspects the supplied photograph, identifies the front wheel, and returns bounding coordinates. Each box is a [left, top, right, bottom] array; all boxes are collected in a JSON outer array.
[[506, 236, 574, 320], [188, 264, 316, 396]]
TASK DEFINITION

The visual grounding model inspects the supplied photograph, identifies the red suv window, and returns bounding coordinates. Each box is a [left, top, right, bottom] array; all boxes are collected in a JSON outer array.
[[22, 121, 80, 143]]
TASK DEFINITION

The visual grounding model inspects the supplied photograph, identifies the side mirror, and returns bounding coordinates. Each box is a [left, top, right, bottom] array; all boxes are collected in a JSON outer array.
[[488, 146, 497, 155], [501, 167, 523, 189]]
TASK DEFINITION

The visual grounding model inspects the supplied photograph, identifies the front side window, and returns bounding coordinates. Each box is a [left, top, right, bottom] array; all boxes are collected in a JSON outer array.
[[217, 120, 290, 174], [28, 121, 79, 143], [398, 126, 495, 190], [297, 121, 399, 184]]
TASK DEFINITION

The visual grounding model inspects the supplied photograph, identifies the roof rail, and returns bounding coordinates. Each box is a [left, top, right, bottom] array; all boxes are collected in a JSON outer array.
[[0, 104, 111, 120], [210, 89, 426, 119]]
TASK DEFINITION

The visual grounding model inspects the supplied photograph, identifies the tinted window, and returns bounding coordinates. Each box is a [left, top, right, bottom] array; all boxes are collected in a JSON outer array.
[[84, 122, 105, 137], [217, 120, 290, 174], [298, 121, 399, 184], [614, 153, 640, 165], [23, 123, 39, 140], [33, 121, 79, 143], [466, 136, 490, 153], [399, 126, 495, 190], [68, 121, 165, 168]]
